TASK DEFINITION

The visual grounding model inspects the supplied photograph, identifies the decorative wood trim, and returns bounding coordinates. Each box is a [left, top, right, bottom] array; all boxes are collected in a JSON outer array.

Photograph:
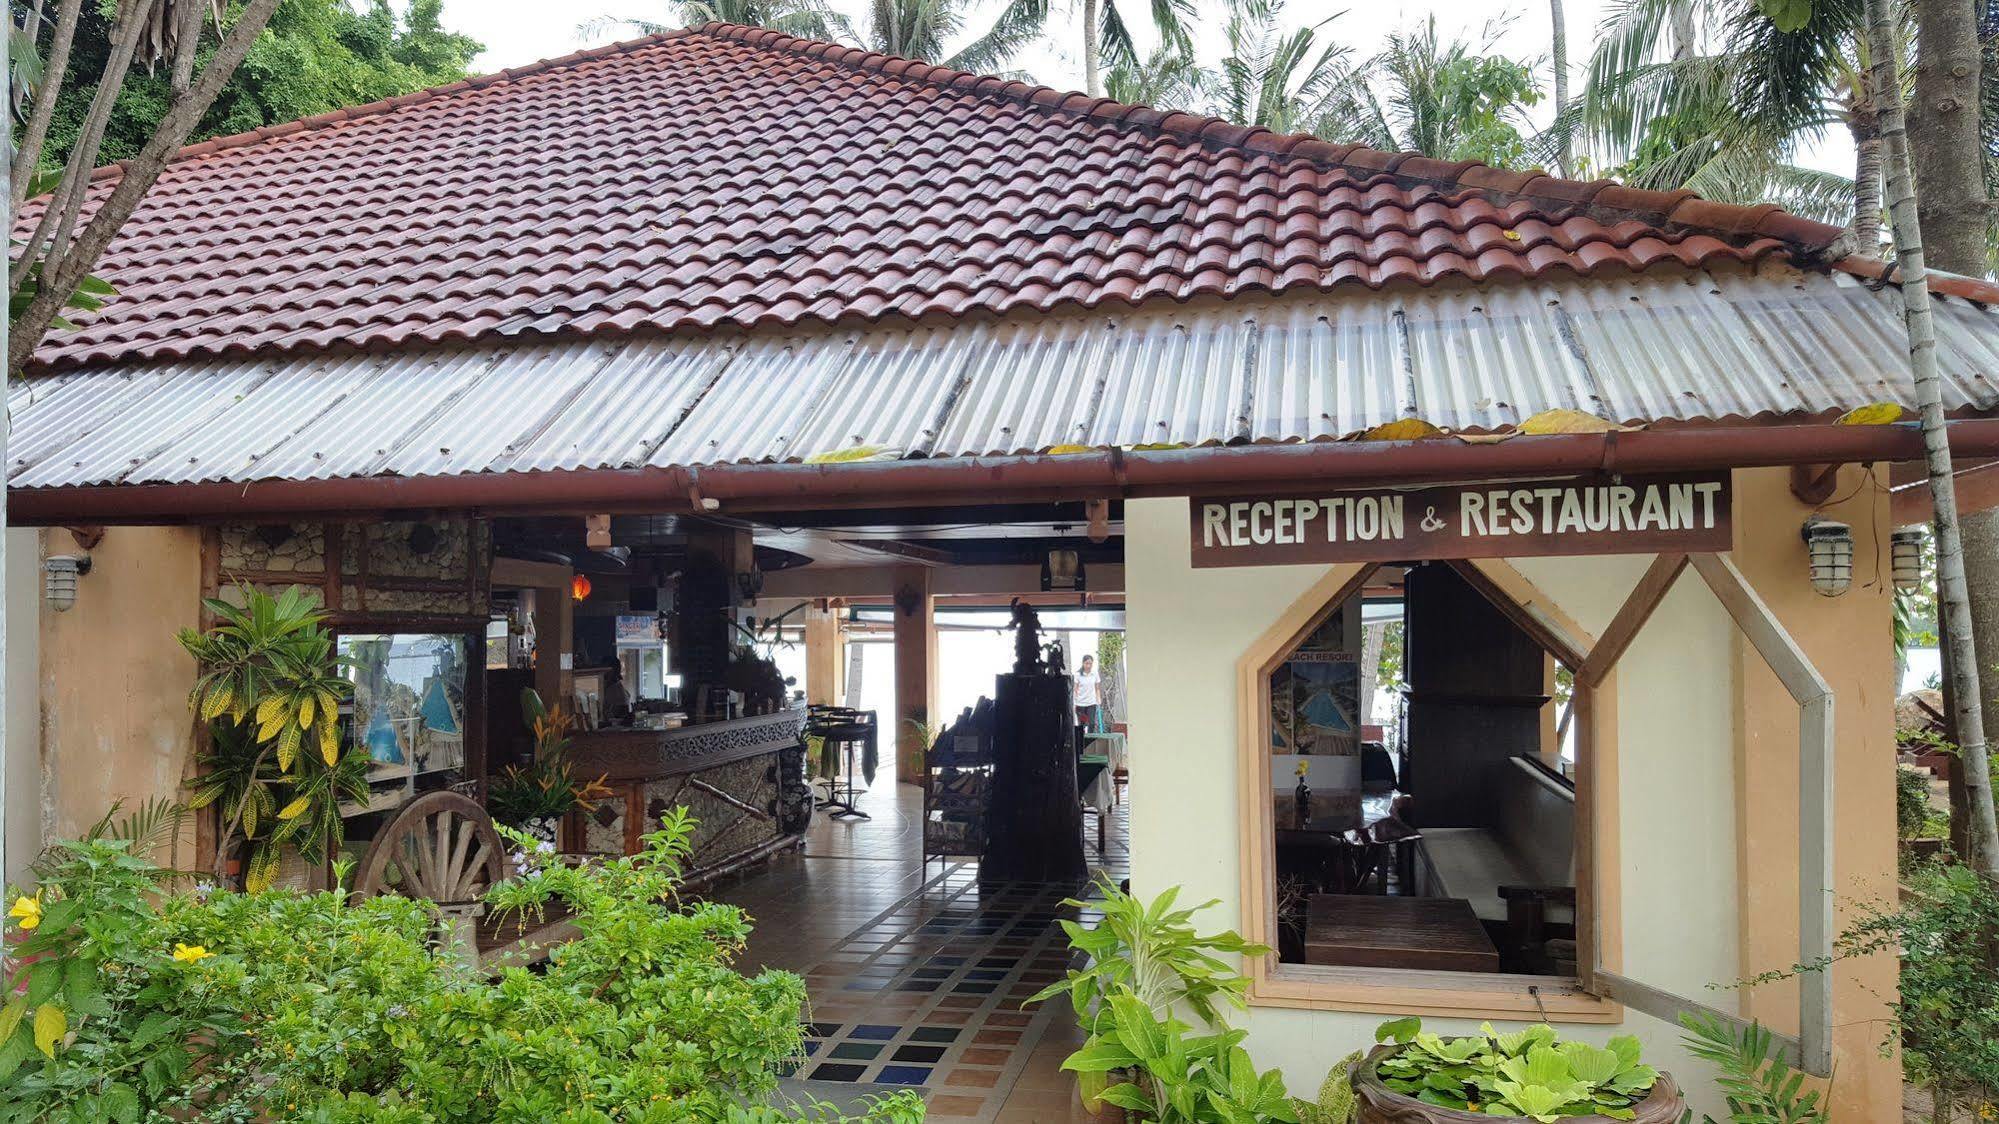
[[324, 522, 343, 613], [1256, 965, 1618, 1022], [213, 567, 334, 590], [1236, 563, 1370, 1002], [194, 526, 224, 869], [623, 784, 644, 855], [1576, 554, 1690, 688], [1687, 552, 1835, 1077]]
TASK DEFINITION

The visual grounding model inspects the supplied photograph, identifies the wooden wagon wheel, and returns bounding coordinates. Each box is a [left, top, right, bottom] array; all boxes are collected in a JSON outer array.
[[353, 791, 509, 903]]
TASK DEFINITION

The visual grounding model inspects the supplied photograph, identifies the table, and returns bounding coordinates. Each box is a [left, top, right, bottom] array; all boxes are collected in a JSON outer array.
[[1302, 894, 1500, 973], [1270, 788, 1396, 833], [1078, 754, 1110, 852]]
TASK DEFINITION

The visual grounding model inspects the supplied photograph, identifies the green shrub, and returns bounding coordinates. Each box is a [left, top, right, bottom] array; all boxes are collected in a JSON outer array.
[[0, 811, 923, 1123], [1895, 764, 1945, 840], [1836, 862, 1999, 1114], [1365, 1017, 1658, 1121], [1026, 878, 1296, 1123]]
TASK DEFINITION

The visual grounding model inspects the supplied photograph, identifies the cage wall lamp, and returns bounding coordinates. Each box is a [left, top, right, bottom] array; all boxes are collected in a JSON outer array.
[[1891, 528, 1925, 591], [1801, 516, 1853, 597], [44, 554, 91, 612]]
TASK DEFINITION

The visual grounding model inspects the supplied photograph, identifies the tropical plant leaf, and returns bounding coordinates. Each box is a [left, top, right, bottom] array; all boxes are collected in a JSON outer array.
[[32, 1003, 64, 1058]]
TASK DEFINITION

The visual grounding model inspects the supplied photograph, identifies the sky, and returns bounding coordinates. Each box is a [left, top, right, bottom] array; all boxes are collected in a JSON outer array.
[[437, 0, 1853, 177]]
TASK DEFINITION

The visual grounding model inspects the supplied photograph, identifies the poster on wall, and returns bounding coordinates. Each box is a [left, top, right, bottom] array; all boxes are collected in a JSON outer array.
[[1270, 606, 1362, 755], [1190, 472, 1731, 568], [341, 634, 468, 783]]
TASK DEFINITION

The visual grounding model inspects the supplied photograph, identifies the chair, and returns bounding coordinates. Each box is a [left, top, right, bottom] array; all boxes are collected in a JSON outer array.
[[807, 706, 877, 820]]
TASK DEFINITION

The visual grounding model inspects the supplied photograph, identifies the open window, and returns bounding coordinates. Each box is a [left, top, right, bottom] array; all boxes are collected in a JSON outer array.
[[1255, 561, 1593, 1011], [1237, 552, 1833, 1075]]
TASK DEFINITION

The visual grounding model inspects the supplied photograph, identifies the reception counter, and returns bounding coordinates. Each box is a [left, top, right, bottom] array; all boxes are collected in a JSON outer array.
[[565, 709, 812, 883]]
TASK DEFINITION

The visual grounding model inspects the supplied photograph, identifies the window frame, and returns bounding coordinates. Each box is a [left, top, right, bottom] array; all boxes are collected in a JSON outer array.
[[1233, 551, 1833, 1076], [1234, 558, 1617, 1022]]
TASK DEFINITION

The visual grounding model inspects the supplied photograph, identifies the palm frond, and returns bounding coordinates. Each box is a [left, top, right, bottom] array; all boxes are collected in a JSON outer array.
[[81, 797, 189, 861], [1103, 45, 1204, 111], [944, 0, 1049, 73]]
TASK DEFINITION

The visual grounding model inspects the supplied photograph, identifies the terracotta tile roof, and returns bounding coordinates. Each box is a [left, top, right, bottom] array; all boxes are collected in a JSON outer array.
[[23, 22, 1878, 373]]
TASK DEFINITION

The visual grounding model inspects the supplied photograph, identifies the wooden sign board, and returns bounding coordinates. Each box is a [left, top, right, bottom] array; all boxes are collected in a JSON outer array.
[[1189, 473, 1732, 568]]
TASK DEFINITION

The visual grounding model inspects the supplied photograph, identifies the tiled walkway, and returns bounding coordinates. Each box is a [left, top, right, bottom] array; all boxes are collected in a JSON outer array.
[[703, 779, 1130, 1122]]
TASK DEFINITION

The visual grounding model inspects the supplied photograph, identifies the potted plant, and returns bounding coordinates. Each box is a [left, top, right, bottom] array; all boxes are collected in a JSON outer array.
[[1351, 1018, 1682, 1123], [487, 690, 611, 845]]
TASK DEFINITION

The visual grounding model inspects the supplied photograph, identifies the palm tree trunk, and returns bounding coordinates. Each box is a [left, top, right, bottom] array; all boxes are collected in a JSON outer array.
[[1550, 0, 1571, 178], [1669, 0, 1694, 61], [1904, 0, 1999, 869], [1864, 0, 1999, 878], [1083, 0, 1102, 97], [1907, 0, 1988, 275], [1846, 93, 1883, 255]]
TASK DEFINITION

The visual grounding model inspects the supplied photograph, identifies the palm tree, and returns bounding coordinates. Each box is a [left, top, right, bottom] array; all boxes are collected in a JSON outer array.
[[1320, 17, 1542, 166], [1075, 0, 1194, 98], [1580, 0, 1877, 242], [863, 0, 1049, 71], [582, 0, 851, 43], [1550, 0, 1573, 176], [1104, 44, 1203, 110], [1209, 0, 1353, 135]]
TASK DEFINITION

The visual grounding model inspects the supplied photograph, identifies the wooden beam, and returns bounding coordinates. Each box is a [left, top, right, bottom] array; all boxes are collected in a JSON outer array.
[[1688, 554, 1831, 703], [1788, 463, 1840, 505], [892, 565, 936, 784], [1890, 459, 1999, 524], [804, 604, 844, 706], [843, 539, 956, 565], [1574, 554, 1689, 688]]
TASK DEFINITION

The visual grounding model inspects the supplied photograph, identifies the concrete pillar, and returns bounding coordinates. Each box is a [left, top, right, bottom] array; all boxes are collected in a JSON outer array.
[[804, 602, 845, 706], [892, 566, 936, 784]]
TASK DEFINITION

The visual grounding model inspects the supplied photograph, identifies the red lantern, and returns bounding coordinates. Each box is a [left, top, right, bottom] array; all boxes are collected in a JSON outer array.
[[570, 573, 592, 601]]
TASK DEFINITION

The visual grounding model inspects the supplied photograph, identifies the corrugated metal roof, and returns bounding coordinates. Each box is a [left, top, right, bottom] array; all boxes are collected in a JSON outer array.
[[11, 263, 1998, 492]]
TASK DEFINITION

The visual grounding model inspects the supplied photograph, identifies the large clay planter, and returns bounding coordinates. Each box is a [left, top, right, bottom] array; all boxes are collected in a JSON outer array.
[[1351, 1044, 1685, 1124]]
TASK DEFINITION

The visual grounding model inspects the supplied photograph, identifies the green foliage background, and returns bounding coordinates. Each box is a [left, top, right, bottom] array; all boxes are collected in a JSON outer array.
[[35, 0, 482, 174]]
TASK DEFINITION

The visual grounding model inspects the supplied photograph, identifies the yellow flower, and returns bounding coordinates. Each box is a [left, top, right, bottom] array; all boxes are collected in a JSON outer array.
[[8, 895, 40, 930], [171, 943, 214, 964]]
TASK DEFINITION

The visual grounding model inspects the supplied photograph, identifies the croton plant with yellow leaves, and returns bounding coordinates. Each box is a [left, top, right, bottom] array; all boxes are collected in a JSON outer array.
[[177, 585, 367, 891]]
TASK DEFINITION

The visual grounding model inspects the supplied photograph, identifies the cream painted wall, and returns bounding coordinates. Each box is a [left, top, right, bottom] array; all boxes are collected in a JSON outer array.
[[5, 529, 41, 886], [36, 527, 203, 868], [1511, 554, 1741, 1009], [1123, 491, 1885, 1121]]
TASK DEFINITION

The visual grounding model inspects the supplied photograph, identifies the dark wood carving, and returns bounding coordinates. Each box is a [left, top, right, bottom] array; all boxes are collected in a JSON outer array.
[[981, 671, 1086, 885]]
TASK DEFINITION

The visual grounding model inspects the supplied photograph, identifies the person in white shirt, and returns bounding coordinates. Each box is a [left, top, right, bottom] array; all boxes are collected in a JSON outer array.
[[1073, 653, 1102, 733]]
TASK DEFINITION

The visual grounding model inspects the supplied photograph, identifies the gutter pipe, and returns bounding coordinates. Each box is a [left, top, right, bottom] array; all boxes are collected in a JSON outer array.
[[12, 419, 1999, 525]]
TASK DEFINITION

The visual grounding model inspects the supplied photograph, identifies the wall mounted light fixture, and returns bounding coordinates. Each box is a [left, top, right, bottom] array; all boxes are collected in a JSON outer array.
[[44, 553, 91, 612], [1801, 516, 1854, 597], [1891, 528, 1926, 591], [1041, 548, 1085, 592], [570, 572, 593, 602]]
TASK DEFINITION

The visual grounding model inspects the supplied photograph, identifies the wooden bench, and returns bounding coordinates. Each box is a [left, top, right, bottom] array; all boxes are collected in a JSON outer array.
[[1414, 756, 1575, 972]]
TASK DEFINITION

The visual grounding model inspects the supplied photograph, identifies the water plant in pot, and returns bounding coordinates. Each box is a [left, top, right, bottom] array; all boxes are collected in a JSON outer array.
[[486, 689, 612, 845], [1351, 1017, 1682, 1123]]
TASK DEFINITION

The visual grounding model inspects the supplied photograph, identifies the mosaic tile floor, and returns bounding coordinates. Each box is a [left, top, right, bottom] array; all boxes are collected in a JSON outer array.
[[704, 780, 1130, 1122]]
